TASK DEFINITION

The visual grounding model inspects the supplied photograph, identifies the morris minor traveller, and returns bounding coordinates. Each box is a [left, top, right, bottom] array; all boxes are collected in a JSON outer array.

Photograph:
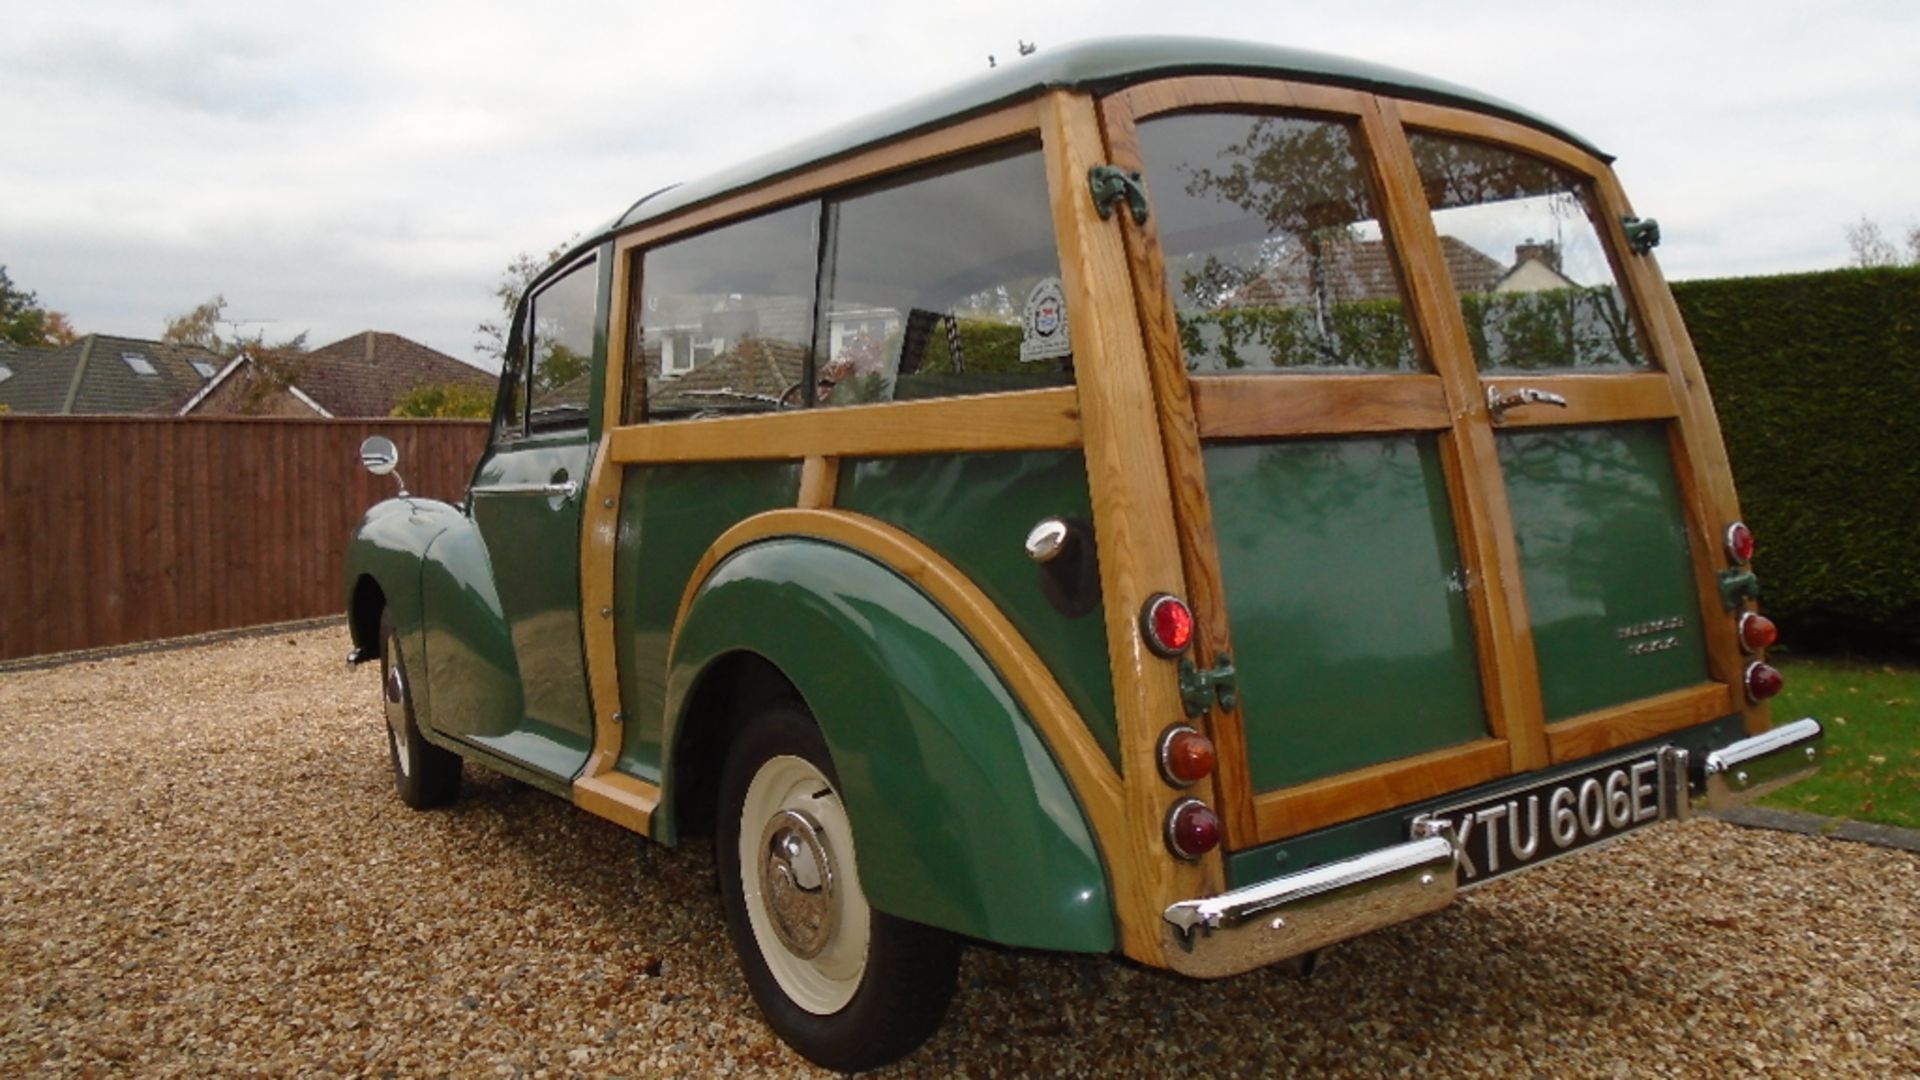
[[345, 37, 1826, 1071]]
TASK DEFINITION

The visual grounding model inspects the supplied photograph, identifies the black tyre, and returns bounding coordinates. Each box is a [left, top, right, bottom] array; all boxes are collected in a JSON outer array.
[[716, 702, 960, 1072], [378, 610, 461, 808]]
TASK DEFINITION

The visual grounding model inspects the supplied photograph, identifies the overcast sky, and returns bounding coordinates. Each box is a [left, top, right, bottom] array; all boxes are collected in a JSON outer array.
[[3, 1, 1914, 370]]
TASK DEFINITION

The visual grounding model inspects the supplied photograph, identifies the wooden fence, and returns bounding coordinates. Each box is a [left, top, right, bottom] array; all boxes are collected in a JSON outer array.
[[0, 416, 490, 662]]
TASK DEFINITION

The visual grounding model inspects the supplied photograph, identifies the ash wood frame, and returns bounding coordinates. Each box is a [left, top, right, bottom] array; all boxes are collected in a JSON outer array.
[[567, 94, 1226, 966], [1098, 77, 1760, 845]]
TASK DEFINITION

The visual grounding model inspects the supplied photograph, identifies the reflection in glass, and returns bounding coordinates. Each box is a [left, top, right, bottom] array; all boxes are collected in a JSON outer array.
[[528, 257, 597, 427], [1408, 132, 1648, 372], [634, 203, 819, 421], [1135, 112, 1418, 374], [818, 139, 1071, 405]]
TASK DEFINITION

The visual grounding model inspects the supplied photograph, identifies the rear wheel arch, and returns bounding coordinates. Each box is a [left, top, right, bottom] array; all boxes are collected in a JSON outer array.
[[662, 538, 1116, 953], [664, 650, 800, 843]]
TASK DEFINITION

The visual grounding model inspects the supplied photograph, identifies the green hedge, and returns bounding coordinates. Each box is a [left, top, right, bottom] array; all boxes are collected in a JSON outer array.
[[1673, 266, 1920, 656]]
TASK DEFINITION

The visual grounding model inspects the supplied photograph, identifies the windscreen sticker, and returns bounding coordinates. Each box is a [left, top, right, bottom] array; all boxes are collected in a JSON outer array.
[[1020, 277, 1072, 363]]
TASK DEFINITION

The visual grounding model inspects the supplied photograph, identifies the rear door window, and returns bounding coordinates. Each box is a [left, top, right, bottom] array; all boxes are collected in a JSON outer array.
[[1134, 111, 1420, 374], [1406, 131, 1649, 372]]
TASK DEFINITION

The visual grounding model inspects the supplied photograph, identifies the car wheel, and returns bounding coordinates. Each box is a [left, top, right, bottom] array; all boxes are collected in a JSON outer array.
[[716, 702, 959, 1072], [379, 609, 461, 808]]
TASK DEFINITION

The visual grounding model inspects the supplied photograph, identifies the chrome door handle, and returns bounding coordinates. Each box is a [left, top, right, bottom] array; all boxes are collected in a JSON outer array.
[[472, 479, 578, 500], [1486, 384, 1569, 421]]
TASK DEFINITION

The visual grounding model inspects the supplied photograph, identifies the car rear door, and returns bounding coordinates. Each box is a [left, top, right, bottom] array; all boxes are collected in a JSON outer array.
[[1098, 79, 1756, 851]]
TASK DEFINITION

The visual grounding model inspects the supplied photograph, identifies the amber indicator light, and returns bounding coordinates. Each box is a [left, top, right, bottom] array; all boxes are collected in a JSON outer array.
[[1738, 612, 1779, 653], [1158, 724, 1218, 787]]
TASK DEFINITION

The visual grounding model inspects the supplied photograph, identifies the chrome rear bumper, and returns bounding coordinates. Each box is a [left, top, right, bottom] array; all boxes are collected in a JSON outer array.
[[1160, 718, 1824, 978], [1699, 717, 1825, 811]]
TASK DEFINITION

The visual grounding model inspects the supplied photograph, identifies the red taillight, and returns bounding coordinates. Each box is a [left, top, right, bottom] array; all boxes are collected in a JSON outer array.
[[1725, 521, 1755, 565], [1166, 798, 1220, 860], [1744, 661, 1783, 702], [1738, 612, 1779, 653], [1158, 725, 1217, 787], [1142, 594, 1195, 657]]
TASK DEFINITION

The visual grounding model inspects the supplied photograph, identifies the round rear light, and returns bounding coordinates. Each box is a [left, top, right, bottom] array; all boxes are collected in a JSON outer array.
[[1744, 661, 1783, 702], [1725, 521, 1755, 565], [1737, 612, 1779, 653], [1158, 725, 1218, 787], [1142, 594, 1195, 657], [1165, 798, 1220, 860]]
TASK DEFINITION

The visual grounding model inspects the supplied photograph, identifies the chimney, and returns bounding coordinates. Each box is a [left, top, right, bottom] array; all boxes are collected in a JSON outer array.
[[1514, 239, 1561, 271]]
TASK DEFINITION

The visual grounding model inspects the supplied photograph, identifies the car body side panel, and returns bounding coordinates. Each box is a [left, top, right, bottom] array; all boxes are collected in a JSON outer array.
[[417, 521, 527, 748], [835, 450, 1119, 765], [343, 497, 465, 733], [613, 460, 803, 780], [665, 538, 1114, 953]]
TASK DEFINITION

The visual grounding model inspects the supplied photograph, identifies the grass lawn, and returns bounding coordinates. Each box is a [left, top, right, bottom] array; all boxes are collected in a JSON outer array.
[[1758, 658, 1919, 829]]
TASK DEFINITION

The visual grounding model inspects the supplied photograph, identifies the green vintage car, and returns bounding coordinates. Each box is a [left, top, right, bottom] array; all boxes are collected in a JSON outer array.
[[344, 37, 1824, 1071]]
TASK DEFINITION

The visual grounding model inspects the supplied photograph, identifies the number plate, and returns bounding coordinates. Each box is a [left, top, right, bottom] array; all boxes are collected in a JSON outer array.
[[1415, 751, 1674, 886]]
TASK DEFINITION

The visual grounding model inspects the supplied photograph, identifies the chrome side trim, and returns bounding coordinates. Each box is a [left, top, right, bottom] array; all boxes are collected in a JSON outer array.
[[1161, 835, 1457, 979], [1700, 717, 1824, 811]]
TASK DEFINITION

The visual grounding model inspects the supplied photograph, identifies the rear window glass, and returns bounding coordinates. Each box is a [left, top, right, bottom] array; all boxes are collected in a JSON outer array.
[[1135, 111, 1419, 374], [1407, 131, 1649, 372]]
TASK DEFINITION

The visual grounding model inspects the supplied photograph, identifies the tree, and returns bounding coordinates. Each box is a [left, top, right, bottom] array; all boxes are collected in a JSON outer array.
[[1845, 216, 1900, 268], [391, 381, 495, 418], [475, 236, 577, 364], [0, 265, 78, 347], [161, 294, 307, 357]]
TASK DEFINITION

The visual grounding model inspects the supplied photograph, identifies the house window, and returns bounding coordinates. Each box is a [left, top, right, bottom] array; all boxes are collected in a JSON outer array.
[[1407, 130, 1649, 372], [191, 360, 217, 378], [0, 362, 12, 384], [122, 352, 159, 376]]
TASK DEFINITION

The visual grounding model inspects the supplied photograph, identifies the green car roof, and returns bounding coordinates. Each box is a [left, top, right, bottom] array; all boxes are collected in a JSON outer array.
[[593, 35, 1605, 249]]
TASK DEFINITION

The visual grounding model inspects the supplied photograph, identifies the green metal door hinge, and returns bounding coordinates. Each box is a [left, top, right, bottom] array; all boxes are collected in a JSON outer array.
[[1621, 215, 1661, 254], [1719, 568, 1760, 610], [1089, 165, 1149, 226], [1179, 652, 1237, 717]]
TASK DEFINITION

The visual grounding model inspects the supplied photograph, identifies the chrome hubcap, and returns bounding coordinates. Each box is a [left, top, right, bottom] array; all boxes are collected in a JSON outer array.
[[383, 646, 411, 777], [759, 809, 836, 958]]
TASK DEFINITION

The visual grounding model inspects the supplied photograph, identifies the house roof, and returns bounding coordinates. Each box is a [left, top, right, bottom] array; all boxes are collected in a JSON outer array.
[[0, 334, 221, 415], [291, 331, 492, 417], [550, 37, 1604, 289], [1226, 235, 1506, 308], [180, 331, 492, 418]]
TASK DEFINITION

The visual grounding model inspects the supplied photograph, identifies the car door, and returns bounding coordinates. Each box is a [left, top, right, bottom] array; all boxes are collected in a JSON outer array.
[[457, 253, 600, 779], [1099, 79, 1751, 851]]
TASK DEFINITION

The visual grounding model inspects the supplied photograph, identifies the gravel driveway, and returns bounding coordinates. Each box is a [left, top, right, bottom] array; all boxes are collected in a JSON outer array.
[[2, 628, 1915, 1077]]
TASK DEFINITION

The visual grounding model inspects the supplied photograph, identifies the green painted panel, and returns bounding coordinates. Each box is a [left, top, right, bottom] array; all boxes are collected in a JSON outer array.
[[836, 451, 1118, 765], [1499, 423, 1711, 722], [465, 431, 595, 777], [666, 539, 1112, 951], [613, 461, 802, 777], [1223, 713, 1750, 888], [1207, 435, 1488, 790]]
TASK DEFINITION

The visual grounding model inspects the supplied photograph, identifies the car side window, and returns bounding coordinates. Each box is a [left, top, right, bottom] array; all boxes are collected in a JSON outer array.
[[633, 203, 820, 422], [527, 256, 598, 429], [495, 310, 528, 439], [816, 139, 1072, 405]]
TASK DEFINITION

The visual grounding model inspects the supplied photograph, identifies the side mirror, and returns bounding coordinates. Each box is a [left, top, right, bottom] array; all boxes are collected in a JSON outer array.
[[360, 436, 399, 476], [359, 435, 409, 497]]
